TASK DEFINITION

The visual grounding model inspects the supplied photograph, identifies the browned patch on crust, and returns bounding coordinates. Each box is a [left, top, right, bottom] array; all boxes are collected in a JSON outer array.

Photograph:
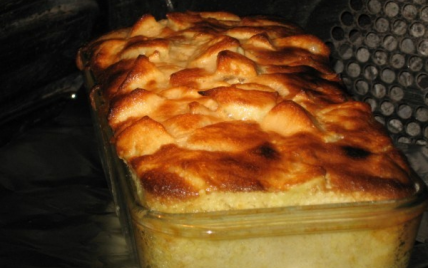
[[170, 68, 210, 88], [140, 169, 200, 199]]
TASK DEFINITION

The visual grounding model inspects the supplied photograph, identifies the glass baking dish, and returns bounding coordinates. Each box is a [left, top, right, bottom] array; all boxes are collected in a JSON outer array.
[[87, 81, 428, 268]]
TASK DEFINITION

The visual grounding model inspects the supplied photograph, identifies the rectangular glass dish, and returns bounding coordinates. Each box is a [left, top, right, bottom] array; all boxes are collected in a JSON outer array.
[[86, 82, 428, 268]]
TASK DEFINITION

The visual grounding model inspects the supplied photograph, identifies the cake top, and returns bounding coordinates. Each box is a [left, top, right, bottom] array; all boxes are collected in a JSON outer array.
[[78, 11, 414, 209]]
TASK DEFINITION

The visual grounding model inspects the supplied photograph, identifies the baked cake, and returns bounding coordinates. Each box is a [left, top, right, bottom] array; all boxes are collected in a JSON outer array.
[[77, 11, 425, 268], [77, 11, 414, 212]]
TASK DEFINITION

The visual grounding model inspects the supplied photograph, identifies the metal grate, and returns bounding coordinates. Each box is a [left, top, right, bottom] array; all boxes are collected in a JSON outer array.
[[328, 0, 428, 145]]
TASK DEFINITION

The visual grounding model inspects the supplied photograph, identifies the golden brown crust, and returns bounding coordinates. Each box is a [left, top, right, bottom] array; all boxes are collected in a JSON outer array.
[[77, 11, 414, 208]]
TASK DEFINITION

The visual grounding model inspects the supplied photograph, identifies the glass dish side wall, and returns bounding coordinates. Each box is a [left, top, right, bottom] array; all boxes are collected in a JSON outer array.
[[132, 216, 422, 268]]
